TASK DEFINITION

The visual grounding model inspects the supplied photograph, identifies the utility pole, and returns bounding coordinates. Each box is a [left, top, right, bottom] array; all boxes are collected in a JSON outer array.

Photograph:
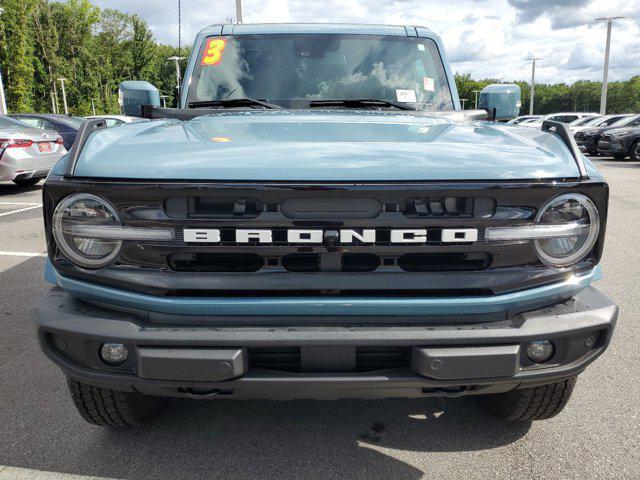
[[167, 57, 185, 103], [0, 64, 7, 115], [595, 17, 625, 115], [525, 57, 541, 115], [235, 0, 243, 23], [58, 78, 68, 115], [0, 7, 6, 114], [91, 98, 96, 115], [50, 92, 57, 114], [472, 90, 480, 109]]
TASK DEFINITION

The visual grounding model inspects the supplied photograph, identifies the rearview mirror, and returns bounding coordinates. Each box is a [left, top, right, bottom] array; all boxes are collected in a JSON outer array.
[[118, 81, 161, 117], [479, 84, 521, 121]]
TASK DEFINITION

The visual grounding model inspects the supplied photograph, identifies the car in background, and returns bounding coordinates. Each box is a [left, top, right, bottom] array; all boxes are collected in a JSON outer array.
[[575, 114, 640, 156], [0, 115, 67, 186], [8, 114, 83, 150], [570, 114, 629, 134], [506, 115, 542, 125], [597, 124, 640, 160], [522, 112, 600, 129], [86, 115, 148, 127]]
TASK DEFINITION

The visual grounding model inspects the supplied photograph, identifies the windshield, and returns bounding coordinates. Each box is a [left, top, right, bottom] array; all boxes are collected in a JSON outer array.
[[0, 116, 34, 129], [64, 116, 84, 128], [570, 117, 597, 126], [189, 34, 454, 110], [609, 115, 639, 128]]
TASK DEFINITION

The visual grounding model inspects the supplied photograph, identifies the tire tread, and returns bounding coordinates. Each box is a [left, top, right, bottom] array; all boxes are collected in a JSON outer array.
[[478, 378, 576, 421], [67, 378, 161, 427]]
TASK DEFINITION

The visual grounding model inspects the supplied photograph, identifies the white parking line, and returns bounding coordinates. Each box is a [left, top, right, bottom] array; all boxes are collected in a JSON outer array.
[[0, 205, 42, 217], [0, 466, 121, 480], [0, 251, 46, 257], [0, 202, 41, 206]]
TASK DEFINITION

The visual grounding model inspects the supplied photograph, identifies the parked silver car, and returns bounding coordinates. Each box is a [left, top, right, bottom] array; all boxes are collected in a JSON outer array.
[[0, 116, 67, 186]]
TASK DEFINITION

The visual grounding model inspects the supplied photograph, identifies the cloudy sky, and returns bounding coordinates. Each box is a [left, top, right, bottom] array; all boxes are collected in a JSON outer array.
[[92, 0, 640, 84]]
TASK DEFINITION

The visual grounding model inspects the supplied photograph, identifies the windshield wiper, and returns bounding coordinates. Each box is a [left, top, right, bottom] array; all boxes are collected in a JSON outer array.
[[308, 98, 417, 111], [188, 98, 282, 109]]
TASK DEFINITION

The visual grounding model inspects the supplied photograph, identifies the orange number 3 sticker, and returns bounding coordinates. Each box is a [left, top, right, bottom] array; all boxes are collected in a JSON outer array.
[[201, 38, 227, 66]]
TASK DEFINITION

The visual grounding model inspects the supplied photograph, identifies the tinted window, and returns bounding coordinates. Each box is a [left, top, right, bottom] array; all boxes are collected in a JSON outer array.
[[189, 34, 454, 111]]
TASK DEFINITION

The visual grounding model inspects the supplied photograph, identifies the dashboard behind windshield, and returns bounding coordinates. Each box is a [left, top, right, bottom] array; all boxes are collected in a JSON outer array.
[[188, 34, 454, 111]]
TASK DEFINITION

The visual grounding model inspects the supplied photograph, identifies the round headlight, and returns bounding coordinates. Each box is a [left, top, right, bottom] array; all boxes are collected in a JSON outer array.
[[534, 194, 599, 267], [52, 194, 122, 269]]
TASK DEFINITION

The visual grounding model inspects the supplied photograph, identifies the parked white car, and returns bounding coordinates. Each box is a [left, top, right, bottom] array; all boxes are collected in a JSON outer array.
[[523, 112, 600, 129], [86, 115, 148, 127], [506, 115, 542, 125]]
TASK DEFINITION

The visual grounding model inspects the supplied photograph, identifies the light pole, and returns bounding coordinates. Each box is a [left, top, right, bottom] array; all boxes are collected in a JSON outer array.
[[235, 0, 243, 23], [50, 92, 57, 114], [595, 17, 625, 115], [525, 57, 541, 115], [472, 90, 480, 109], [91, 98, 96, 115], [0, 7, 6, 114], [58, 78, 69, 115], [167, 56, 185, 103]]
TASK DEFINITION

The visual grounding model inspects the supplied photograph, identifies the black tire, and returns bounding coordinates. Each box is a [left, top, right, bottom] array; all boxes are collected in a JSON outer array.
[[477, 377, 576, 421], [12, 178, 41, 187], [612, 153, 627, 160], [630, 141, 639, 161], [67, 378, 165, 427]]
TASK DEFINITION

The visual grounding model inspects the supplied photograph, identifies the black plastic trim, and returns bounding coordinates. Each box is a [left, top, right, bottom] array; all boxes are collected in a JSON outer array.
[[64, 119, 108, 177], [542, 120, 588, 179]]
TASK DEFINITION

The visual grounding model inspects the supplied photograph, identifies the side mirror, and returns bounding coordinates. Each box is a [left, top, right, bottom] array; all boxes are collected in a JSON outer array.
[[118, 81, 161, 117], [479, 84, 521, 122]]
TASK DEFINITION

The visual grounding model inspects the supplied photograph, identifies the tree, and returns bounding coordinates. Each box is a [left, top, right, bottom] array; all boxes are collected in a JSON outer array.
[[0, 0, 39, 112]]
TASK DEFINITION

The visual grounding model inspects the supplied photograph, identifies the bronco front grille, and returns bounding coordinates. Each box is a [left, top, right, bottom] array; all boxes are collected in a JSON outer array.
[[44, 179, 608, 297]]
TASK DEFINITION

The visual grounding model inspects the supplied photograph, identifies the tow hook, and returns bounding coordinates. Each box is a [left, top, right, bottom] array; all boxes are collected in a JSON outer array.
[[179, 388, 222, 399], [423, 386, 469, 398]]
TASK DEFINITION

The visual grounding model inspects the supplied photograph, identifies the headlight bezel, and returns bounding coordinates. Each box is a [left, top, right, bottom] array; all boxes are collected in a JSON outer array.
[[52, 193, 123, 269], [533, 193, 600, 268]]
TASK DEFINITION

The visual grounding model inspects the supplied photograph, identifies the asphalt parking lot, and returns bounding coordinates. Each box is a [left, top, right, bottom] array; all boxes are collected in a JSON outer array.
[[0, 159, 639, 480]]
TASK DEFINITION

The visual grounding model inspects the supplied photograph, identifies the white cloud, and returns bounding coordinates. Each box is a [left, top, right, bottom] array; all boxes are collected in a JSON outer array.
[[91, 0, 640, 83]]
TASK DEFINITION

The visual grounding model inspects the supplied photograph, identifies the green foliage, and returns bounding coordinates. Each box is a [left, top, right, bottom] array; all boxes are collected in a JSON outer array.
[[0, 0, 186, 114], [455, 72, 640, 115]]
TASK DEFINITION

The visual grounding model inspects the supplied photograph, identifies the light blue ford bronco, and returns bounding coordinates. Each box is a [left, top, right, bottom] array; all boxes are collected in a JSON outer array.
[[33, 24, 618, 427]]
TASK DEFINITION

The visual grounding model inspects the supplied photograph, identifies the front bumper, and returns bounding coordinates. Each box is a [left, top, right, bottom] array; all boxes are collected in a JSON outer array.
[[32, 286, 618, 400], [597, 140, 626, 156], [576, 137, 598, 153]]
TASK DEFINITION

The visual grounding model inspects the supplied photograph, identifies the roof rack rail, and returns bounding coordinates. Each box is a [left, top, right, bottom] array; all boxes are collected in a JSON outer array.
[[64, 118, 108, 177], [542, 120, 588, 179]]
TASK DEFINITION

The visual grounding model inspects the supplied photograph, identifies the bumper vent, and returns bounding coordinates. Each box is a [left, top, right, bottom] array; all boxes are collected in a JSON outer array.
[[248, 346, 411, 373]]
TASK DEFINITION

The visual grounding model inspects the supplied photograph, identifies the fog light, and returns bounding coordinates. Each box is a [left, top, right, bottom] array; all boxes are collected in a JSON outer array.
[[100, 343, 128, 366], [526, 340, 554, 364]]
